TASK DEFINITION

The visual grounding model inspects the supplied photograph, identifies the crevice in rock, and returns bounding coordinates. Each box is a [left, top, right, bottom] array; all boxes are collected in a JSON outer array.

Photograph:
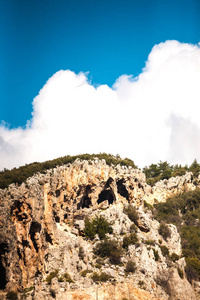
[[105, 177, 114, 189], [35, 270, 42, 277], [97, 189, 115, 205], [17, 247, 22, 260], [0, 243, 8, 290], [53, 210, 60, 223], [138, 182, 144, 189], [30, 222, 41, 252], [116, 179, 129, 201], [77, 195, 92, 209], [44, 230, 53, 245], [77, 185, 92, 209], [55, 190, 60, 197], [22, 239, 29, 248]]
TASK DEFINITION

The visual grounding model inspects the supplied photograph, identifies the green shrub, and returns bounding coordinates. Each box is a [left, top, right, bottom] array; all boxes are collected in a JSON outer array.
[[91, 272, 100, 282], [95, 263, 102, 269], [122, 232, 138, 249], [145, 239, 155, 246], [84, 215, 113, 240], [185, 257, 200, 277], [58, 276, 64, 282], [6, 292, 18, 300], [80, 269, 93, 277], [153, 249, 159, 261], [185, 265, 199, 283], [46, 269, 59, 284], [91, 272, 112, 282], [170, 252, 179, 262], [124, 205, 139, 224], [177, 267, 184, 279], [84, 217, 96, 240], [160, 245, 169, 257], [23, 286, 34, 293], [94, 238, 122, 265], [78, 246, 85, 260], [96, 257, 105, 265], [125, 260, 136, 273], [63, 272, 74, 283], [130, 223, 137, 232], [158, 222, 171, 240]]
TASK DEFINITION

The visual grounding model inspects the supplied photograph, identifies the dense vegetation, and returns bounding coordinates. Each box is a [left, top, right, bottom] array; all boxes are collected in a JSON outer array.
[[153, 188, 200, 282], [0, 153, 136, 189], [143, 159, 200, 186], [94, 238, 123, 265], [84, 215, 113, 240]]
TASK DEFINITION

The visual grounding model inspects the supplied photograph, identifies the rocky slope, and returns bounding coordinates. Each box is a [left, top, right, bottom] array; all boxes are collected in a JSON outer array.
[[0, 158, 200, 299]]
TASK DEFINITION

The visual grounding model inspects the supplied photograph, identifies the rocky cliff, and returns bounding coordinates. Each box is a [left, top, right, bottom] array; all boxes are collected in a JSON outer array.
[[0, 159, 199, 299]]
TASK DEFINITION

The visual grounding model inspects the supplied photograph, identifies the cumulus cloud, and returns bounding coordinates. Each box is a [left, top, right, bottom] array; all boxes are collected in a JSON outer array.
[[0, 40, 200, 170]]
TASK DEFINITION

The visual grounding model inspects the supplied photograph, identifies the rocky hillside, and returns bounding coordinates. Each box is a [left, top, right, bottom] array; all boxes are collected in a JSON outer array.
[[0, 158, 200, 300]]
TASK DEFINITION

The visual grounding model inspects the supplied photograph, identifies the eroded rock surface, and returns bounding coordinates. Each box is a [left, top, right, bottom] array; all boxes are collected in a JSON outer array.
[[0, 159, 199, 299]]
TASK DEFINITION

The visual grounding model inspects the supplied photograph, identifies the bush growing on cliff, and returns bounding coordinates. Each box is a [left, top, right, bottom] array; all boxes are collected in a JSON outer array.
[[153, 249, 159, 261], [124, 204, 139, 225], [122, 232, 138, 250], [160, 245, 169, 257], [158, 222, 171, 241], [63, 272, 74, 283], [84, 215, 113, 240], [185, 265, 199, 283], [170, 252, 179, 262], [153, 188, 200, 283], [94, 238, 123, 265], [46, 269, 59, 284], [125, 260, 136, 273], [143, 159, 200, 186], [91, 271, 113, 282]]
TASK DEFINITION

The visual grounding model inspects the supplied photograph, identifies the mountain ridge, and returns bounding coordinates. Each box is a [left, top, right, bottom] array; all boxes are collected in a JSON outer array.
[[0, 158, 200, 299]]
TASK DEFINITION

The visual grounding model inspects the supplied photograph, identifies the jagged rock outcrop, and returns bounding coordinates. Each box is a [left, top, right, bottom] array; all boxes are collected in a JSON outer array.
[[0, 159, 199, 299], [147, 172, 199, 204]]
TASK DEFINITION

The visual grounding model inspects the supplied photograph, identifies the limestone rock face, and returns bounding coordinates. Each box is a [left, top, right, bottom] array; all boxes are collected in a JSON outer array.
[[146, 172, 199, 204], [0, 159, 199, 299]]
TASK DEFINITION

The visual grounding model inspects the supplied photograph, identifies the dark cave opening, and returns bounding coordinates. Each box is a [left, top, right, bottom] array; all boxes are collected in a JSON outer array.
[[97, 189, 114, 205], [82, 196, 92, 209], [0, 243, 8, 290], [30, 222, 41, 252], [77, 195, 92, 209], [116, 179, 129, 201], [77, 185, 92, 209], [55, 216, 60, 223], [55, 190, 60, 197], [17, 247, 22, 260]]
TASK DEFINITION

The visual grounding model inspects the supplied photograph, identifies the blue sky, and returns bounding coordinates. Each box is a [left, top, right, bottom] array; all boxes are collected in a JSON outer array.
[[0, 0, 200, 169], [1, 0, 199, 128]]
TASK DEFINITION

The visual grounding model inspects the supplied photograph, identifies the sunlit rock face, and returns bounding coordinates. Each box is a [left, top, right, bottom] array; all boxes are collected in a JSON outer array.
[[0, 159, 199, 299]]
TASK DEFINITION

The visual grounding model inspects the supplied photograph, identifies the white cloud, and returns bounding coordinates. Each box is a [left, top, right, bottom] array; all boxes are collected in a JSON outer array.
[[0, 40, 200, 170]]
